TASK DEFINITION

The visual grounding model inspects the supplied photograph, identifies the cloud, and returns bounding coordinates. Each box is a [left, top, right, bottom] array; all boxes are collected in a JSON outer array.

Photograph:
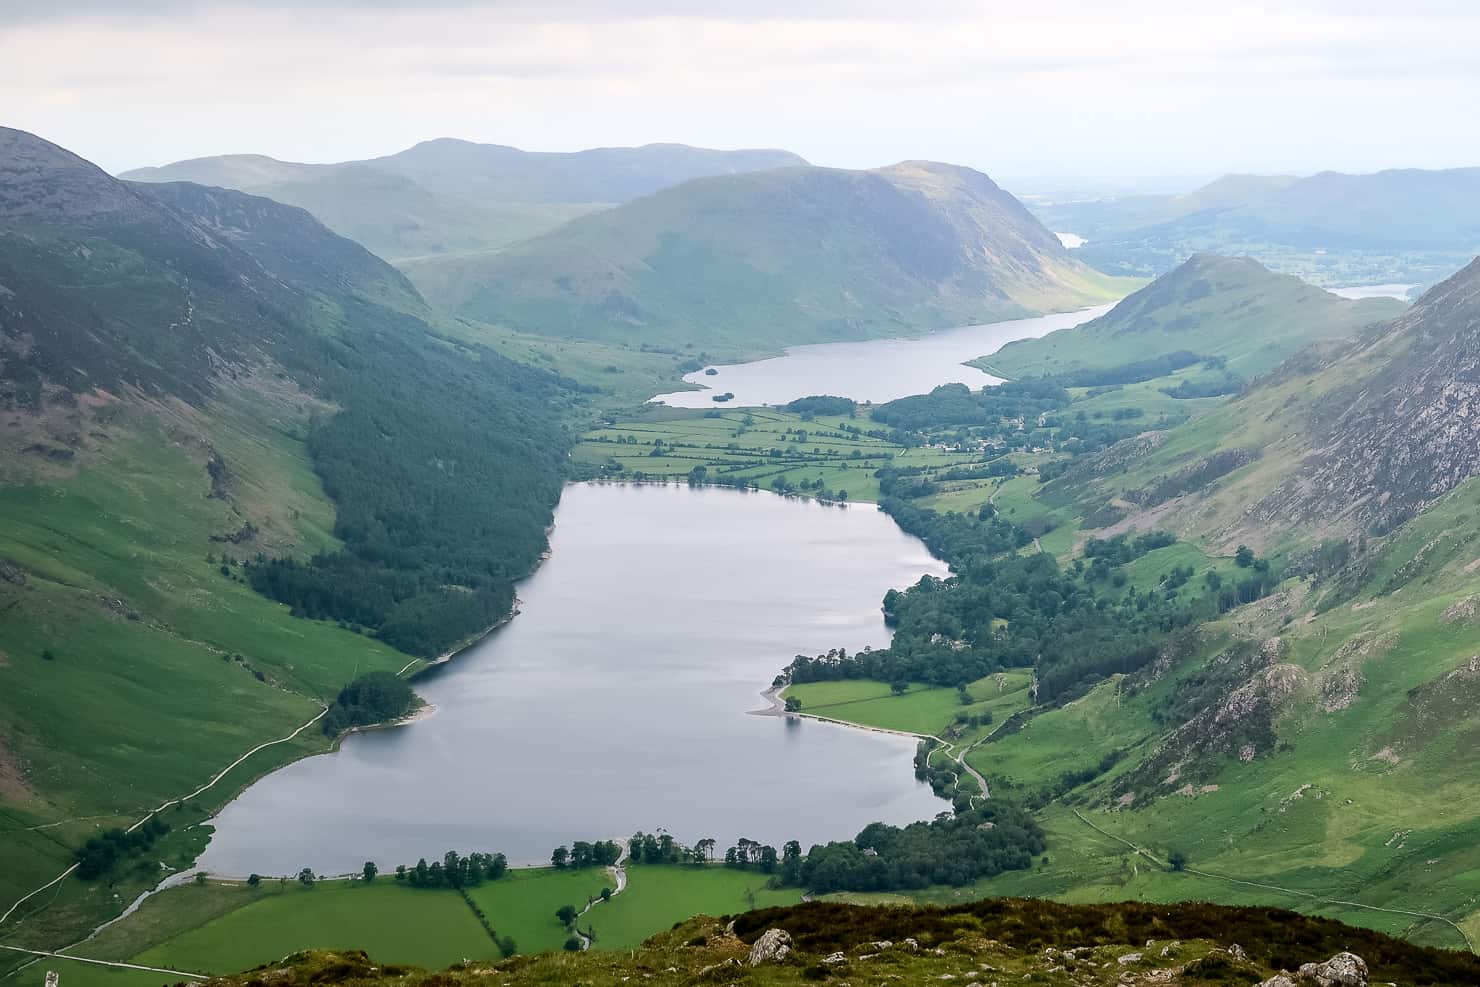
[[5, 1, 1480, 180]]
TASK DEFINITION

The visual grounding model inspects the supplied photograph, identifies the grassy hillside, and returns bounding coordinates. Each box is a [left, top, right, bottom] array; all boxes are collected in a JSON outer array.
[[127, 900, 1480, 987], [419, 161, 1134, 354], [120, 140, 806, 263], [789, 257, 1480, 948], [0, 127, 576, 961], [979, 254, 1405, 380]]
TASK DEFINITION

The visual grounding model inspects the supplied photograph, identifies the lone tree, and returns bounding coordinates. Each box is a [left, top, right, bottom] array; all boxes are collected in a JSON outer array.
[[891, 680, 909, 696], [497, 936, 517, 958], [247, 874, 261, 887], [1168, 849, 1189, 872], [362, 861, 378, 882], [784, 696, 802, 713], [298, 868, 316, 887], [556, 904, 579, 927], [600, 887, 612, 901], [563, 936, 582, 952], [551, 846, 569, 869]]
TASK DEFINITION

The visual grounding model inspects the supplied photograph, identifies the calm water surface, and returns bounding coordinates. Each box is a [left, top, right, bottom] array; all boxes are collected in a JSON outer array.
[[199, 483, 948, 876], [1327, 283, 1417, 301], [652, 305, 1112, 409]]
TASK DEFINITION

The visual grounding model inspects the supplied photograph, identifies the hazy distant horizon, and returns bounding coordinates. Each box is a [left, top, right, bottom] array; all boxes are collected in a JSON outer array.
[[7, 0, 1480, 189]]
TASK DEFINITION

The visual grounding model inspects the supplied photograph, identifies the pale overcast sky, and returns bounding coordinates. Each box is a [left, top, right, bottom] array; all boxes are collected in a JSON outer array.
[[5, 0, 1480, 191]]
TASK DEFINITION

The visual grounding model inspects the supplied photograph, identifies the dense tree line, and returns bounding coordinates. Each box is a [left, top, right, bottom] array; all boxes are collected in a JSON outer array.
[[793, 501, 1274, 700], [248, 301, 575, 659], [1047, 351, 1204, 388], [551, 840, 622, 868], [871, 381, 1070, 431], [75, 818, 170, 880], [797, 803, 1044, 892], [1161, 374, 1242, 399], [321, 671, 415, 735], [783, 395, 857, 416], [1081, 531, 1177, 566], [393, 849, 508, 888]]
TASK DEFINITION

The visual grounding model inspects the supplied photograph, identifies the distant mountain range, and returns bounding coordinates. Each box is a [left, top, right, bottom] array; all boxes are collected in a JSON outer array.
[[120, 139, 807, 263], [1031, 166, 1480, 286], [409, 160, 1134, 353], [981, 253, 1404, 380]]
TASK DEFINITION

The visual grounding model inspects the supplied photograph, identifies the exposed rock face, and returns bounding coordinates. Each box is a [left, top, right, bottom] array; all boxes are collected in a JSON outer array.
[[1297, 951, 1368, 986], [747, 928, 793, 965], [1258, 976, 1298, 987], [1259, 258, 1480, 534]]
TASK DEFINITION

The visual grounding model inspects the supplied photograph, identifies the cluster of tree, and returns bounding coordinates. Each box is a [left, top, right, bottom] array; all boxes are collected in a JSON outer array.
[[320, 671, 415, 735], [247, 302, 574, 659], [770, 475, 848, 501], [872, 381, 1070, 431], [1161, 374, 1242, 399], [630, 831, 708, 864], [551, 840, 622, 868], [913, 739, 961, 797], [1047, 351, 1204, 388], [793, 534, 1278, 701], [393, 850, 509, 888], [723, 837, 779, 872], [1081, 531, 1177, 566], [783, 395, 857, 417], [74, 818, 170, 880], [877, 498, 1031, 570], [796, 803, 1044, 892]]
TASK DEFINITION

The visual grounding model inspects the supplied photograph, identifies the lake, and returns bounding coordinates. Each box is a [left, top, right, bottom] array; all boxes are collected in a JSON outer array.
[[1327, 283, 1418, 302], [197, 483, 949, 877], [651, 305, 1112, 409]]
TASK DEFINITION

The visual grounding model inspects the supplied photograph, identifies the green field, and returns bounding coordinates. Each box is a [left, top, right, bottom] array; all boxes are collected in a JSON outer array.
[[784, 673, 1033, 739], [0, 956, 178, 987], [573, 406, 991, 503], [582, 866, 802, 950], [128, 882, 490, 973], [35, 864, 807, 976], [464, 868, 609, 955]]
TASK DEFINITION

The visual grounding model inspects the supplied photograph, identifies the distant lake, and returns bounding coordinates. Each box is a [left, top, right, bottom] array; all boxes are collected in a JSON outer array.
[[197, 483, 948, 876], [652, 305, 1112, 409], [1327, 283, 1417, 302]]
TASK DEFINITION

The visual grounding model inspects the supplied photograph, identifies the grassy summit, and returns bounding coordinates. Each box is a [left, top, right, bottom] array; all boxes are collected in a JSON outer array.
[[979, 254, 1404, 380], [417, 161, 1133, 353]]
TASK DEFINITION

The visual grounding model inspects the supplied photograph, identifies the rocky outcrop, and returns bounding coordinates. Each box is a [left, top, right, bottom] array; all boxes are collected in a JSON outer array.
[[746, 928, 792, 965], [1256, 258, 1480, 534], [1297, 951, 1368, 987]]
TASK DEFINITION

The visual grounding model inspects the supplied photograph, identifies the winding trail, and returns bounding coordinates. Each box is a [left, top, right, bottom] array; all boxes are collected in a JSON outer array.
[[0, 705, 328, 929], [1070, 810, 1476, 954], [752, 685, 1004, 804], [0, 944, 207, 980], [573, 840, 630, 949]]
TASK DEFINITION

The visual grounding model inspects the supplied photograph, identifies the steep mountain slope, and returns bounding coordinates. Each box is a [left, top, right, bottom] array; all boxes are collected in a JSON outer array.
[[810, 257, 1480, 948], [981, 254, 1404, 380], [1034, 167, 1480, 286], [423, 161, 1133, 353], [0, 128, 572, 950], [120, 140, 806, 262], [1047, 256, 1480, 550]]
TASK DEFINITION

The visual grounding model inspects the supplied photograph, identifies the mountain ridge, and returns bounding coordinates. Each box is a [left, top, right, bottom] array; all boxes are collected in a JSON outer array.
[[415, 159, 1133, 353], [119, 139, 808, 262]]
